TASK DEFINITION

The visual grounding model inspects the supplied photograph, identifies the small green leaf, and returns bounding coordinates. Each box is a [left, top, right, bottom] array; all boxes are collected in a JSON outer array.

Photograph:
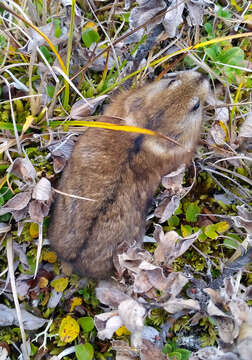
[[223, 238, 240, 250], [181, 224, 192, 237], [47, 85, 55, 98], [215, 221, 230, 234], [220, 47, 244, 65], [82, 28, 100, 48], [75, 343, 94, 360], [163, 343, 173, 354], [30, 343, 38, 356], [169, 351, 182, 360], [204, 224, 218, 239], [217, 7, 232, 19], [78, 317, 94, 333], [198, 232, 207, 242], [53, 18, 62, 38], [40, 46, 53, 64], [205, 45, 219, 61], [168, 215, 179, 227], [204, 22, 212, 35], [185, 203, 200, 222]]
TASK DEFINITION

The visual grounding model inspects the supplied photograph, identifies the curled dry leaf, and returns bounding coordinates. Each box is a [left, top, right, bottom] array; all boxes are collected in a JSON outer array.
[[70, 95, 108, 119], [236, 337, 252, 360], [211, 316, 237, 344], [134, 263, 188, 295], [207, 299, 230, 318], [49, 137, 76, 160], [117, 246, 152, 274], [0, 222, 11, 234], [209, 123, 226, 146], [161, 271, 188, 295], [29, 200, 50, 223], [163, 1, 184, 37], [186, 2, 204, 26], [154, 195, 180, 223], [237, 310, 252, 360], [125, 0, 166, 44], [47, 289, 63, 309], [49, 137, 76, 173], [32, 177, 52, 201], [118, 299, 146, 348], [161, 164, 185, 190], [133, 267, 155, 294], [13, 242, 29, 270], [0, 191, 31, 219], [162, 298, 200, 314], [95, 311, 123, 340], [154, 225, 200, 265], [8, 157, 37, 184], [238, 112, 252, 139], [142, 326, 159, 343], [0, 304, 47, 330], [140, 339, 166, 360], [232, 205, 252, 235], [0, 346, 10, 360], [112, 340, 138, 360], [96, 282, 130, 308], [207, 87, 229, 125]]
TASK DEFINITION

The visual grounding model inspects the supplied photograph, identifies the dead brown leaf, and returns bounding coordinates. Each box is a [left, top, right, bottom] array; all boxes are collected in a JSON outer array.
[[8, 157, 36, 184]]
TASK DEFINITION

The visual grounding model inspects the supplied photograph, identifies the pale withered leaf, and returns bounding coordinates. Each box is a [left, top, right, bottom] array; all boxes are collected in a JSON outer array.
[[13, 242, 29, 271], [96, 282, 130, 308], [154, 225, 200, 265], [154, 195, 180, 223], [125, 0, 166, 44], [186, 1, 204, 26], [232, 205, 252, 235], [117, 246, 152, 274], [70, 95, 108, 119], [162, 298, 200, 314], [238, 112, 252, 139], [161, 164, 185, 190], [163, 1, 184, 37], [112, 340, 138, 360], [142, 326, 159, 343], [95, 311, 123, 340], [8, 157, 36, 184], [32, 177, 52, 201], [118, 299, 146, 348], [209, 123, 226, 146], [47, 289, 63, 309], [15, 273, 34, 298], [0, 191, 31, 216], [29, 200, 50, 223], [140, 339, 166, 360], [0, 304, 47, 330]]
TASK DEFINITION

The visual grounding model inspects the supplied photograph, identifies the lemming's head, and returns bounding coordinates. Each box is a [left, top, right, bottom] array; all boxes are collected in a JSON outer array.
[[124, 71, 209, 158]]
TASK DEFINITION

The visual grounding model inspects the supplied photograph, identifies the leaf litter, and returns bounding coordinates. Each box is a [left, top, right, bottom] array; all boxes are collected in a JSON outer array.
[[0, 0, 252, 359]]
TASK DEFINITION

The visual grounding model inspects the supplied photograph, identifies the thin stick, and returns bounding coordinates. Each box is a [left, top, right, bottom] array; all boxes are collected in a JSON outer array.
[[53, 187, 96, 201]]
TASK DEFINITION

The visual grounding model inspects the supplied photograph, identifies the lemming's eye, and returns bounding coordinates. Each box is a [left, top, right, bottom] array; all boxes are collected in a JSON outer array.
[[167, 79, 176, 87], [191, 99, 200, 112]]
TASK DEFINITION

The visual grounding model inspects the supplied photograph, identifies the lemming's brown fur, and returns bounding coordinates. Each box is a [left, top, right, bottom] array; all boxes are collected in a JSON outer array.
[[49, 71, 209, 279]]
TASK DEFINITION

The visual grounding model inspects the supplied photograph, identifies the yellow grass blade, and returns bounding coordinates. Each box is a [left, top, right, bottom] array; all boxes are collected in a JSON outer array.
[[50, 119, 183, 147]]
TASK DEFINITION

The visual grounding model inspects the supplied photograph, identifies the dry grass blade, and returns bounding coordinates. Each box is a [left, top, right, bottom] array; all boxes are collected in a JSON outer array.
[[6, 237, 29, 360]]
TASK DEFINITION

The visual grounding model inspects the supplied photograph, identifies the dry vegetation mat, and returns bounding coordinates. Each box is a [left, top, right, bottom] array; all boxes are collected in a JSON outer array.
[[0, 1, 252, 359]]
